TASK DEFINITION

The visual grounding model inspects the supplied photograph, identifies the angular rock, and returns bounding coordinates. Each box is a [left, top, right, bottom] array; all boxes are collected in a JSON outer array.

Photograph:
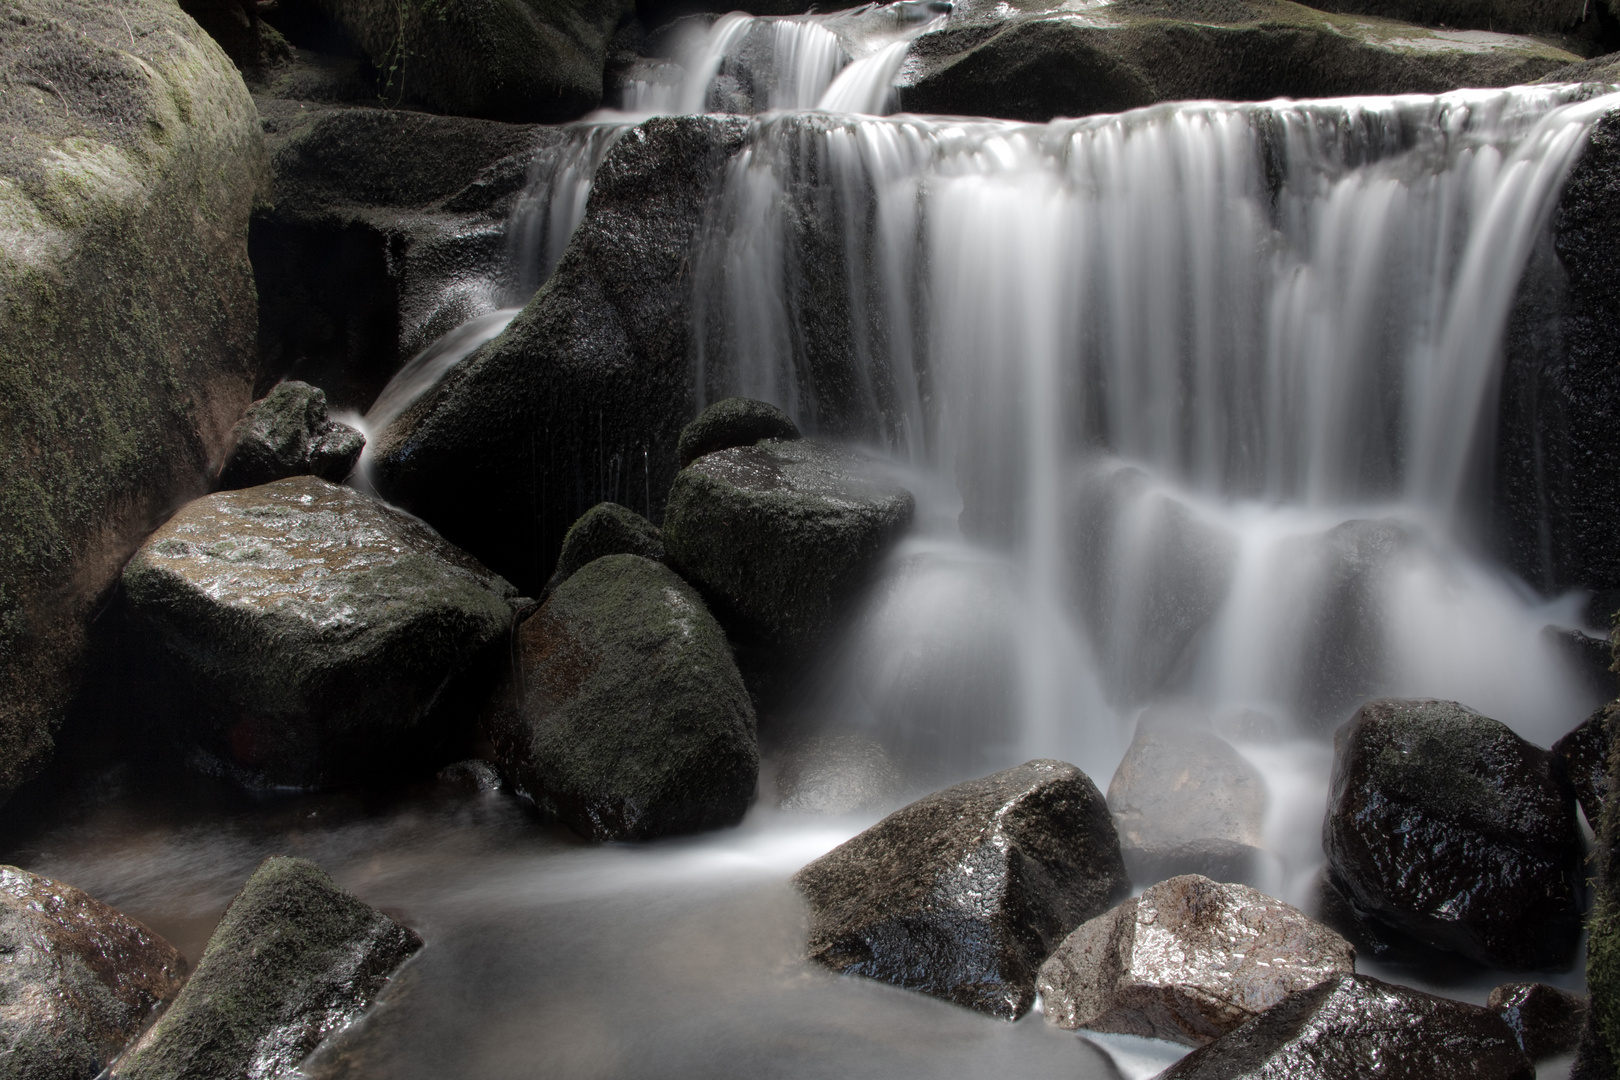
[[1488, 982, 1586, 1060], [793, 759, 1128, 1020], [216, 381, 364, 489], [1159, 973, 1533, 1080], [1037, 874, 1354, 1046], [1323, 699, 1583, 970], [122, 476, 519, 788], [1107, 709, 1268, 886], [663, 439, 915, 649], [0, 866, 187, 1080], [0, 0, 266, 804], [113, 856, 421, 1080], [775, 732, 903, 815], [678, 397, 802, 468], [487, 554, 758, 842], [545, 501, 665, 596], [1554, 702, 1613, 828]]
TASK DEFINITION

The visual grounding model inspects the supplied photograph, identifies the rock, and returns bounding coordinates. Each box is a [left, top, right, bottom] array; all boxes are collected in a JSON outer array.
[[179, 0, 293, 74], [487, 554, 758, 842], [1578, 692, 1620, 1078], [0, 866, 186, 1080], [372, 115, 752, 593], [0, 0, 266, 804], [1323, 699, 1583, 970], [1544, 624, 1620, 703], [1158, 973, 1533, 1080], [1554, 702, 1613, 828], [677, 397, 801, 468], [216, 381, 364, 489], [1107, 708, 1269, 886], [1488, 982, 1586, 1060], [775, 732, 903, 815], [1298, 0, 1585, 34], [792, 759, 1128, 1020], [121, 475, 519, 789], [1037, 874, 1354, 1046], [545, 502, 665, 596], [435, 759, 504, 793], [663, 439, 915, 650], [112, 856, 421, 1080]]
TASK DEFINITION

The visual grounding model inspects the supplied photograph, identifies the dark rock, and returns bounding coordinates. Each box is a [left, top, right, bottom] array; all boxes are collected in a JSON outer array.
[[1311, 866, 1472, 970], [775, 732, 903, 815], [0, 865, 187, 1080], [1554, 702, 1614, 827], [1158, 973, 1533, 1080], [1489, 982, 1587, 1060], [663, 439, 915, 650], [792, 759, 1128, 1020], [112, 856, 421, 1080], [678, 397, 801, 468], [121, 476, 519, 789], [1323, 698, 1583, 970], [545, 502, 665, 597], [0, 0, 266, 805], [1578, 690, 1620, 1077], [1544, 624, 1620, 704], [180, 0, 294, 73], [372, 115, 752, 593], [216, 381, 364, 489], [1037, 874, 1354, 1046], [487, 554, 758, 842], [1298, 0, 1584, 34], [435, 759, 504, 793]]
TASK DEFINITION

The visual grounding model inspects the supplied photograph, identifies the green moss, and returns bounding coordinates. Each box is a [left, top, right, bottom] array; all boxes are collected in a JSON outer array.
[[547, 502, 665, 593]]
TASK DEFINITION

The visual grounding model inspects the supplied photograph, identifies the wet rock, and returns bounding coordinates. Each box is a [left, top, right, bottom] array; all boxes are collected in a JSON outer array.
[[1107, 709, 1268, 886], [1544, 624, 1620, 703], [122, 476, 519, 789], [1323, 699, 1584, 970], [677, 397, 801, 468], [1037, 874, 1354, 1046], [216, 381, 364, 489], [1298, 0, 1585, 34], [664, 439, 915, 650], [113, 856, 421, 1080], [1159, 973, 1533, 1080], [0, 866, 187, 1080], [487, 554, 758, 842], [436, 759, 504, 793], [775, 732, 904, 815], [1553, 702, 1613, 828], [545, 502, 665, 596], [1489, 982, 1587, 1060], [792, 759, 1128, 1020]]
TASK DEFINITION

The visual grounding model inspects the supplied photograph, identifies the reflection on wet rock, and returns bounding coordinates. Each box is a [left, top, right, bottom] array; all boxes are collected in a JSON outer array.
[[1488, 981, 1587, 1061]]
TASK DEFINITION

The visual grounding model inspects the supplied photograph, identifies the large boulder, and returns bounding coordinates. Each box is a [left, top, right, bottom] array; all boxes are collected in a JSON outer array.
[[487, 554, 758, 842], [1298, 0, 1585, 33], [1322, 699, 1584, 970], [0, 865, 187, 1080], [663, 439, 915, 650], [216, 381, 364, 489], [121, 475, 519, 788], [1037, 874, 1355, 1046], [0, 0, 267, 804], [112, 856, 421, 1080], [792, 759, 1128, 1020], [544, 501, 665, 596], [1159, 973, 1533, 1080], [371, 115, 751, 593]]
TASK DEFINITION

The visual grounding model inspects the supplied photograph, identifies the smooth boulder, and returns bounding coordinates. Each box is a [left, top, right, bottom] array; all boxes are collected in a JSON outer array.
[[122, 476, 519, 788], [1038, 874, 1354, 1046], [113, 856, 421, 1080], [677, 396, 801, 467], [1298, 0, 1584, 34], [0, 866, 187, 1080], [1323, 699, 1583, 970], [487, 554, 758, 842], [1489, 982, 1586, 1060], [216, 381, 364, 489], [793, 759, 1128, 1020], [545, 502, 665, 596]]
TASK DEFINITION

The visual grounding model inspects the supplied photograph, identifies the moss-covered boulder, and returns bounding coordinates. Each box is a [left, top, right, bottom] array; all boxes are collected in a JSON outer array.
[[216, 381, 364, 489], [545, 501, 664, 596], [0, 865, 187, 1080], [663, 439, 915, 650], [488, 554, 758, 842], [0, 0, 268, 805], [121, 476, 519, 789], [677, 396, 801, 468], [112, 856, 421, 1080]]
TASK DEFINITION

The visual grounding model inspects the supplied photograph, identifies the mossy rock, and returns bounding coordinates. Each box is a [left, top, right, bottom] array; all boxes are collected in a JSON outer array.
[[216, 381, 365, 489], [677, 396, 801, 468], [545, 501, 664, 595], [1298, 0, 1585, 34]]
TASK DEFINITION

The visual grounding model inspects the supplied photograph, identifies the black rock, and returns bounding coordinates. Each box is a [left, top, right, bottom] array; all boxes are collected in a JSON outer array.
[[112, 856, 421, 1080], [545, 502, 665, 596], [1323, 699, 1583, 970], [1553, 702, 1614, 828], [435, 759, 504, 793], [216, 381, 365, 489], [792, 759, 1128, 1020], [1488, 982, 1587, 1060], [677, 397, 801, 467], [1159, 973, 1533, 1080]]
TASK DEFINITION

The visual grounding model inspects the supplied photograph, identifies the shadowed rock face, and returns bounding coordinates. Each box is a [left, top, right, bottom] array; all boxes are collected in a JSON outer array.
[[793, 759, 1128, 1020], [1038, 874, 1354, 1046], [1553, 702, 1613, 827], [0, 865, 187, 1080], [1323, 699, 1583, 971], [1160, 973, 1533, 1079], [1488, 982, 1587, 1061]]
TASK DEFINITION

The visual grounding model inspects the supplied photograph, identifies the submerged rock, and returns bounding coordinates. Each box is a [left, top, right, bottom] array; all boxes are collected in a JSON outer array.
[[775, 732, 904, 815], [545, 502, 665, 596], [793, 759, 1128, 1020], [1554, 702, 1613, 828], [1488, 982, 1587, 1060], [122, 476, 519, 788], [1323, 699, 1583, 970], [216, 381, 364, 489], [664, 439, 915, 649], [113, 856, 421, 1080], [677, 397, 801, 467], [0, 866, 187, 1080], [488, 554, 758, 842], [1037, 874, 1354, 1046], [1159, 973, 1533, 1079]]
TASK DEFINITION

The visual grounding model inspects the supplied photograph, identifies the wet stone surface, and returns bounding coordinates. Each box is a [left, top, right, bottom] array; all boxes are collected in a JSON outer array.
[[676, 396, 801, 467], [216, 381, 365, 490], [1553, 702, 1613, 828], [1488, 981, 1587, 1061]]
